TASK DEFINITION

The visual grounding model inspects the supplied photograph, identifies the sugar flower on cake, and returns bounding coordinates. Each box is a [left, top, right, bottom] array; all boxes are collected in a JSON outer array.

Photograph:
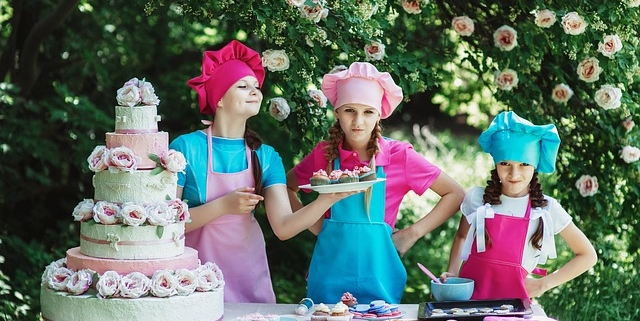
[[66, 269, 95, 295], [96, 270, 122, 298], [119, 271, 151, 299], [494, 69, 519, 91], [150, 269, 179, 298], [149, 149, 187, 175], [72, 198, 95, 221], [597, 34, 623, 58], [120, 202, 149, 226], [269, 97, 291, 121], [168, 198, 190, 223], [44, 266, 74, 291], [106, 146, 140, 173], [195, 262, 225, 291], [41, 258, 67, 285], [93, 201, 121, 225], [402, 0, 424, 14], [364, 40, 386, 61], [534, 9, 556, 28], [551, 83, 574, 104], [261, 49, 290, 72], [146, 201, 173, 226], [561, 12, 588, 35], [620, 145, 640, 163], [575, 175, 599, 197], [87, 145, 110, 172], [116, 77, 160, 107], [174, 268, 199, 295], [576, 57, 601, 83], [493, 25, 518, 51], [594, 84, 622, 110], [451, 16, 475, 36], [308, 89, 327, 108]]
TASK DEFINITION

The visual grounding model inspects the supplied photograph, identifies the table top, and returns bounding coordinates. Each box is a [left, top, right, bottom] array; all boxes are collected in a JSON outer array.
[[223, 303, 549, 320]]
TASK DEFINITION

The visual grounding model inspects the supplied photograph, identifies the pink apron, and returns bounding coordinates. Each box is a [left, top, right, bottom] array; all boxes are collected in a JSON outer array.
[[459, 202, 533, 302], [184, 126, 276, 303]]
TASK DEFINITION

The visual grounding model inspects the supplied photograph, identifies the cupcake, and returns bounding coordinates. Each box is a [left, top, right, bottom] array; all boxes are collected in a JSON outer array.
[[329, 170, 343, 184], [338, 170, 359, 184], [340, 292, 358, 307], [328, 302, 352, 321], [310, 169, 330, 186], [355, 165, 376, 181], [311, 303, 331, 321]]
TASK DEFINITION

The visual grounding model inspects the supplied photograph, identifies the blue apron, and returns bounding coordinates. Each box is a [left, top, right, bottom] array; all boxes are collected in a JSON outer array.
[[306, 160, 407, 304]]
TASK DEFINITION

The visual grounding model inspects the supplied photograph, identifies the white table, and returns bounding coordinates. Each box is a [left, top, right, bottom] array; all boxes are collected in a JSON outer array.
[[223, 303, 549, 320]]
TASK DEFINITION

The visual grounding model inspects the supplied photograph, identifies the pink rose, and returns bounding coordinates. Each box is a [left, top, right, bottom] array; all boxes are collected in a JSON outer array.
[[196, 262, 225, 291], [120, 202, 148, 226], [451, 16, 475, 36], [72, 199, 95, 222], [66, 269, 94, 295], [150, 269, 178, 298], [622, 117, 635, 132], [119, 272, 150, 299], [308, 89, 327, 108], [145, 201, 173, 226], [261, 49, 290, 72], [161, 149, 187, 173], [174, 268, 198, 295], [402, 0, 422, 14], [576, 57, 601, 83], [167, 198, 190, 223], [534, 9, 556, 28], [87, 145, 109, 172], [45, 266, 73, 291], [41, 258, 67, 285], [96, 270, 121, 298], [594, 85, 622, 110], [269, 97, 291, 122], [106, 146, 140, 172], [364, 41, 386, 61], [597, 34, 623, 58], [494, 69, 519, 91], [561, 12, 587, 35], [493, 25, 518, 51], [575, 175, 599, 197], [92, 201, 121, 225], [620, 145, 640, 163], [551, 84, 574, 104]]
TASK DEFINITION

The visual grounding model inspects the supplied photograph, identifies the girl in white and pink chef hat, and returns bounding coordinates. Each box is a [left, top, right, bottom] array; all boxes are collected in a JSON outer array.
[[286, 62, 465, 304]]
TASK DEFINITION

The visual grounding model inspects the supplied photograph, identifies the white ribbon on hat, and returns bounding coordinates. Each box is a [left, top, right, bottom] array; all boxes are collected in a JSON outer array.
[[461, 203, 494, 260], [530, 207, 557, 264]]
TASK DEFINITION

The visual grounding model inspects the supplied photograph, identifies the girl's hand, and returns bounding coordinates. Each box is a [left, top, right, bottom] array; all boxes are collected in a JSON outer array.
[[220, 187, 264, 214], [524, 277, 548, 299], [439, 271, 457, 283], [391, 227, 420, 257]]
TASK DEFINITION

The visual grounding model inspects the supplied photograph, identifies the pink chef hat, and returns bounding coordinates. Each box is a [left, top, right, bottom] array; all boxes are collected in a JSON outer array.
[[321, 62, 403, 119], [187, 40, 266, 115]]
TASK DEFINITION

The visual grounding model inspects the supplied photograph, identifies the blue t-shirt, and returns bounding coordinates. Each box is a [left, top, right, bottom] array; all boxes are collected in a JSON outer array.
[[169, 130, 286, 207]]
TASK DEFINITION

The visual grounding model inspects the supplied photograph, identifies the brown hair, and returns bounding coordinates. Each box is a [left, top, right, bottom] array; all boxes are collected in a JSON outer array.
[[482, 169, 548, 250], [244, 127, 264, 197]]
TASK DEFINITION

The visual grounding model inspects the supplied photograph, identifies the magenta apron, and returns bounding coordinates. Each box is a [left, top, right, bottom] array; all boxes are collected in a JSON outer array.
[[184, 126, 275, 303], [459, 202, 533, 302]]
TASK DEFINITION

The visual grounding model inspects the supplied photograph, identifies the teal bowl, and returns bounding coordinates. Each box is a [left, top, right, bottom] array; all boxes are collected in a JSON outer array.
[[430, 277, 474, 301]]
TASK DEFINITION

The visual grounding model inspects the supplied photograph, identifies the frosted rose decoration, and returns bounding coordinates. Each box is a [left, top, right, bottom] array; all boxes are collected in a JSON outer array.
[[329, 65, 348, 74], [534, 9, 556, 28], [494, 69, 519, 91], [551, 84, 574, 104], [308, 89, 327, 108], [87, 145, 109, 172], [146, 201, 173, 226], [622, 117, 635, 132], [561, 12, 588, 35], [106, 146, 140, 173], [402, 0, 423, 14], [119, 272, 150, 299], [41, 258, 66, 285], [72, 198, 95, 221], [594, 85, 622, 110], [174, 268, 198, 296], [261, 49, 290, 72], [93, 201, 121, 225], [66, 269, 94, 295], [575, 175, 599, 197], [493, 25, 518, 51], [451, 16, 475, 36], [268, 97, 291, 121], [576, 57, 601, 83], [364, 41, 385, 61], [96, 271, 122, 298], [120, 202, 148, 226], [150, 269, 178, 297], [620, 145, 640, 163], [196, 262, 225, 291], [597, 34, 623, 58], [116, 77, 160, 107], [161, 149, 187, 173], [167, 198, 190, 223], [45, 266, 73, 291]]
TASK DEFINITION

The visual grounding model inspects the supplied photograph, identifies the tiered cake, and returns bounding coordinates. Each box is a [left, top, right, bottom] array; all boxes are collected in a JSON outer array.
[[40, 78, 224, 321]]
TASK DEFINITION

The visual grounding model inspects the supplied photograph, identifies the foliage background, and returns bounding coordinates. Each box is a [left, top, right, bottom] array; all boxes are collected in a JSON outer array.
[[1, 0, 638, 320]]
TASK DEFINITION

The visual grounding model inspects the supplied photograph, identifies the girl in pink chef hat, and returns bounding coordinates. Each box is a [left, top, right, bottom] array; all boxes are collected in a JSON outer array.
[[440, 111, 597, 302], [170, 40, 355, 303], [286, 62, 466, 304]]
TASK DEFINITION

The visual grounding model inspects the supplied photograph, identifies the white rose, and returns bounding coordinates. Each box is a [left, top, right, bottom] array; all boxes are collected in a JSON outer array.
[[402, 0, 422, 14], [261, 49, 290, 72], [96, 270, 121, 298], [551, 84, 574, 104], [87, 145, 109, 172], [364, 41, 385, 61], [308, 89, 327, 108], [150, 269, 178, 297], [620, 145, 640, 163], [120, 202, 148, 226], [493, 25, 518, 51], [268, 97, 291, 122], [534, 9, 556, 28], [116, 84, 142, 107], [174, 268, 198, 295], [93, 201, 121, 225], [196, 263, 224, 291], [286, 0, 304, 7], [576, 57, 602, 83], [146, 201, 173, 226], [119, 272, 150, 299], [139, 81, 161, 106], [628, 0, 640, 7], [72, 199, 95, 222], [597, 34, 623, 58], [66, 269, 94, 295], [46, 267, 73, 291], [167, 198, 190, 223], [561, 12, 587, 35], [494, 69, 519, 91], [594, 85, 622, 110], [299, 2, 326, 23], [575, 175, 599, 197], [107, 146, 140, 172], [451, 16, 475, 36], [622, 117, 635, 132], [161, 149, 187, 173], [41, 258, 67, 285]]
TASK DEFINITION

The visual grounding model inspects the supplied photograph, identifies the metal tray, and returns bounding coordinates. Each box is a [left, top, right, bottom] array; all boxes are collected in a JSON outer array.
[[418, 298, 532, 321]]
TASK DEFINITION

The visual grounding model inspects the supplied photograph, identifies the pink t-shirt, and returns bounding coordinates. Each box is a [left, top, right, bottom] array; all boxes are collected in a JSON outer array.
[[293, 137, 442, 228]]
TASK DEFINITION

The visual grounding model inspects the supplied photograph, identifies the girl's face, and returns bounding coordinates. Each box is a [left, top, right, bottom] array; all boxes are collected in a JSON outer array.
[[496, 160, 535, 197], [218, 76, 263, 117], [335, 103, 380, 148]]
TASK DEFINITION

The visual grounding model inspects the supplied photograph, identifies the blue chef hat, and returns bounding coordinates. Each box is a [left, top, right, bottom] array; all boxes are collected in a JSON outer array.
[[478, 111, 561, 173]]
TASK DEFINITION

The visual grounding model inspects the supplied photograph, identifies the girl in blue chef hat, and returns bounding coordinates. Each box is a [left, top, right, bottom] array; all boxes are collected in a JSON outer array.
[[440, 111, 597, 302]]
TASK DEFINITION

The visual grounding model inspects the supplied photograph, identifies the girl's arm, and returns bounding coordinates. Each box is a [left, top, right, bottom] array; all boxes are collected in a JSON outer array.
[[441, 215, 470, 280], [525, 222, 597, 298], [285, 169, 327, 236]]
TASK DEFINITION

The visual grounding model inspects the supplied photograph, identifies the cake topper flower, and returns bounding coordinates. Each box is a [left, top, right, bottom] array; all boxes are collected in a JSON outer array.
[[116, 77, 161, 107]]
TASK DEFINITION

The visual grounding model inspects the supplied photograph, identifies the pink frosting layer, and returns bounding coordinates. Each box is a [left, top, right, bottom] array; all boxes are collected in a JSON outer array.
[[65, 246, 199, 276], [105, 132, 168, 169]]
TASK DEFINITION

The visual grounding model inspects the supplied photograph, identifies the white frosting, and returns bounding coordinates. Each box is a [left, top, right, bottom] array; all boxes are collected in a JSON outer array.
[[106, 132, 168, 169], [79, 221, 185, 260], [114, 106, 161, 133], [92, 170, 177, 204], [40, 286, 223, 321]]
